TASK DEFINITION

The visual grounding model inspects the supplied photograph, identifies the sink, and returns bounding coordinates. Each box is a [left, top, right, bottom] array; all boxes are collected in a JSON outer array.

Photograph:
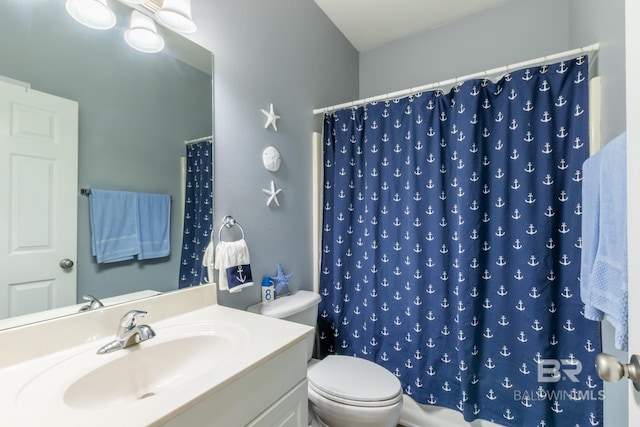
[[65, 334, 229, 408], [15, 321, 249, 410]]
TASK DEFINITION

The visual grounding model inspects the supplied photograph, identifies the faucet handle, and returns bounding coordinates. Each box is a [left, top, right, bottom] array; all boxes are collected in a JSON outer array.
[[79, 294, 104, 312], [119, 309, 147, 330]]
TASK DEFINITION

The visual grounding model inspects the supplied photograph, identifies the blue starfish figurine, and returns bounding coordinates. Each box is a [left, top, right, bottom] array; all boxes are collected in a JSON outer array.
[[270, 263, 293, 297]]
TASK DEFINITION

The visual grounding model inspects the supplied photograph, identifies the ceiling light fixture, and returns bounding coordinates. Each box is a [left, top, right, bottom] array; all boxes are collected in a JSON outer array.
[[65, 0, 117, 30], [155, 0, 197, 34], [124, 10, 165, 53]]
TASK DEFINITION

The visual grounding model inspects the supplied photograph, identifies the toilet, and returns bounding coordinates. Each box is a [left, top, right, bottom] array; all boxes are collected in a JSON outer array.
[[247, 290, 402, 427]]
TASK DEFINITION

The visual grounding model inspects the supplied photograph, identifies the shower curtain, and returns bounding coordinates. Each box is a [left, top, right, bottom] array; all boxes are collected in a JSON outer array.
[[179, 140, 213, 288], [318, 57, 602, 426]]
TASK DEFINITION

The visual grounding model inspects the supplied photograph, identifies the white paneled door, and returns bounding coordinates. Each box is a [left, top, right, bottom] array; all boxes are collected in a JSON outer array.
[[0, 78, 78, 319]]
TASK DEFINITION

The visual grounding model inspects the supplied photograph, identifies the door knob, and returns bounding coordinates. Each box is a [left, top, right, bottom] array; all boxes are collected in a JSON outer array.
[[59, 258, 74, 269], [595, 353, 640, 390]]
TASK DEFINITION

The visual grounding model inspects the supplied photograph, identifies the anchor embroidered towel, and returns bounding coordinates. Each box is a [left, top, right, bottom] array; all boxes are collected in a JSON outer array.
[[214, 239, 254, 293]]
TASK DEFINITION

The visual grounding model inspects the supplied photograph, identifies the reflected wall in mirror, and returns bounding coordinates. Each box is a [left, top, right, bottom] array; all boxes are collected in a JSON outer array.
[[0, 0, 213, 329]]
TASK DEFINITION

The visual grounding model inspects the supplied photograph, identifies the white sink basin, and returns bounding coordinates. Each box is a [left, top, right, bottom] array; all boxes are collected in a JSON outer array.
[[65, 334, 230, 408], [15, 321, 249, 411]]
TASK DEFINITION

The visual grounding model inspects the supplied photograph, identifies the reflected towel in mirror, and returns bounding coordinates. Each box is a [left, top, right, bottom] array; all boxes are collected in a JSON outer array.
[[137, 192, 171, 260], [89, 189, 171, 263], [89, 190, 140, 263]]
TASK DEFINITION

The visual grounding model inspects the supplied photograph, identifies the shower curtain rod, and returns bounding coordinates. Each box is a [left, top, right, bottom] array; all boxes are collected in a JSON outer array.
[[184, 135, 213, 144], [313, 43, 600, 115]]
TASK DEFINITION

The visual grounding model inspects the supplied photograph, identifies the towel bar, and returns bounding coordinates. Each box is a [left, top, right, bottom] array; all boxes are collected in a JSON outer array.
[[219, 215, 245, 241], [80, 188, 172, 201]]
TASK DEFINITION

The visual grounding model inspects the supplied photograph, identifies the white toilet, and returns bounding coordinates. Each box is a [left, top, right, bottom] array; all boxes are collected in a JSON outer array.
[[247, 290, 402, 427]]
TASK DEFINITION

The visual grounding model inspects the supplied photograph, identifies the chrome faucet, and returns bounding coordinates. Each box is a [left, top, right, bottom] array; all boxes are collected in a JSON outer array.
[[78, 294, 104, 312], [97, 309, 156, 354]]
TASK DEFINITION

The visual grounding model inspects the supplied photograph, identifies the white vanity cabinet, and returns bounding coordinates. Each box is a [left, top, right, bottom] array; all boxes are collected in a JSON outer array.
[[247, 379, 308, 427], [0, 286, 314, 427], [160, 338, 309, 427]]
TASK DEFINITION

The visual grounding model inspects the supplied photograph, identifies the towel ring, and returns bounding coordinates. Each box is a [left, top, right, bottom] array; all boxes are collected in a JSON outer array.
[[218, 215, 245, 241]]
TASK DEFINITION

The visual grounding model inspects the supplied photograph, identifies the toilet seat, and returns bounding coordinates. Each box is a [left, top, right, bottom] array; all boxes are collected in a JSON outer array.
[[308, 355, 402, 407]]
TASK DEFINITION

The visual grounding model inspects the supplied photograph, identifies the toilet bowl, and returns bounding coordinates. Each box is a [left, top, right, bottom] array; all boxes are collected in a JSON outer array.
[[307, 355, 402, 427], [247, 291, 402, 427]]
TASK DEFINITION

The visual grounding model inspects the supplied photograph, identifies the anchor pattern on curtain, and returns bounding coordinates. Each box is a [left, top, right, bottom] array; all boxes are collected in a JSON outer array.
[[179, 140, 213, 288], [318, 57, 602, 426]]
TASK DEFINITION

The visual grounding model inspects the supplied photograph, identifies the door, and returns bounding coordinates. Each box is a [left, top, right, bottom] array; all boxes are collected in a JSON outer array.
[[626, 0, 640, 424], [0, 77, 78, 319]]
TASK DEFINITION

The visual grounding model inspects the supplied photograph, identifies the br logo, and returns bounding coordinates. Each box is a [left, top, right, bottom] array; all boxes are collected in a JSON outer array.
[[538, 359, 582, 383]]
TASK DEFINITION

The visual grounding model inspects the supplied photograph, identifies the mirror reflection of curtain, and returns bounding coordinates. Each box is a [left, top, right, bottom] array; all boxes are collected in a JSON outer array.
[[179, 140, 213, 288], [318, 57, 602, 426]]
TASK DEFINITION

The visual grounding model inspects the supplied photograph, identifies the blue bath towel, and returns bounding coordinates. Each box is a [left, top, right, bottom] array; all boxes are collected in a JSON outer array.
[[89, 190, 140, 263], [137, 192, 171, 260], [580, 149, 601, 320], [580, 131, 628, 350]]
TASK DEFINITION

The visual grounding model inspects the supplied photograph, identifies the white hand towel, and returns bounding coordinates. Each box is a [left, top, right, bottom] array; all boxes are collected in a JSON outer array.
[[202, 239, 215, 284], [214, 239, 254, 293]]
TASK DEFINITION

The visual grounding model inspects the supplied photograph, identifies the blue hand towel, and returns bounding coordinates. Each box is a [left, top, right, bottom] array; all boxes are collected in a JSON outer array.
[[89, 190, 140, 263], [580, 131, 628, 350], [137, 192, 171, 260]]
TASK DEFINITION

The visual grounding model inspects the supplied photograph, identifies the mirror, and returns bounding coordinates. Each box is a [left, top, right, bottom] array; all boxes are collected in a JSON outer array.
[[0, 0, 213, 329]]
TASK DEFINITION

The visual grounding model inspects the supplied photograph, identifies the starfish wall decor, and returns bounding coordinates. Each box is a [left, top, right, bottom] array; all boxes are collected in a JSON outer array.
[[262, 180, 282, 207], [261, 103, 280, 131]]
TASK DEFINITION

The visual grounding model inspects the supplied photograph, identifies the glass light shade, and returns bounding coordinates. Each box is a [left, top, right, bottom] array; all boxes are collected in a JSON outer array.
[[155, 0, 197, 33], [65, 0, 116, 30], [124, 10, 165, 53]]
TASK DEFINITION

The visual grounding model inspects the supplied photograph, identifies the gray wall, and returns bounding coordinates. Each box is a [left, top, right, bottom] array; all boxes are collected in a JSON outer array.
[[358, 0, 628, 425], [187, 0, 359, 308], [0, 1, 212, 300], [359, 0, 571, 98]]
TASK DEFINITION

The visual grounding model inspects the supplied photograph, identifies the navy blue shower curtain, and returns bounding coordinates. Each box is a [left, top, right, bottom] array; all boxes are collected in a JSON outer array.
[[179, 140, 213, 288], [318, 57, 602, 426]]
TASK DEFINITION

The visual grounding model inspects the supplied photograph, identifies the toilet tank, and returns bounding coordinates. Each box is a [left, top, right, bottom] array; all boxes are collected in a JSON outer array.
[[247, 290, 321, 360]]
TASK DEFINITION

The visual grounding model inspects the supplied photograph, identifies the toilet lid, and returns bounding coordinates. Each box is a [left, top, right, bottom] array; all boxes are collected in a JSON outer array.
[[308, 355, 402, 405]]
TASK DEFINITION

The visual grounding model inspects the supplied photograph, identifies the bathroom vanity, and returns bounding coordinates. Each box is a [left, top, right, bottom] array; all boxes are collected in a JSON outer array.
[[0, 284, 313, 426]]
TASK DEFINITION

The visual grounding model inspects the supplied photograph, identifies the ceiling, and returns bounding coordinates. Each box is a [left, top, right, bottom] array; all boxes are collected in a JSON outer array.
[[313, 0, 510, 52]]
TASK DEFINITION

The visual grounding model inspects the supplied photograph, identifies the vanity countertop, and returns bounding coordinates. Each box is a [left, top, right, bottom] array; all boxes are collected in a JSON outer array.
[[0, 303, 313, 426]]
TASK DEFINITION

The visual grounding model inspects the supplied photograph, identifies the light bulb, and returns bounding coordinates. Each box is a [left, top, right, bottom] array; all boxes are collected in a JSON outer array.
[[155, 0, 197, 33], [65, 0, 116, 30], [125, 10, 165, 53]]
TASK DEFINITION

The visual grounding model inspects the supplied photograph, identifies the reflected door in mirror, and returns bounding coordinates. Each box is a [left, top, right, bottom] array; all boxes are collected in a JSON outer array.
[[0, 78, 78, 319]]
